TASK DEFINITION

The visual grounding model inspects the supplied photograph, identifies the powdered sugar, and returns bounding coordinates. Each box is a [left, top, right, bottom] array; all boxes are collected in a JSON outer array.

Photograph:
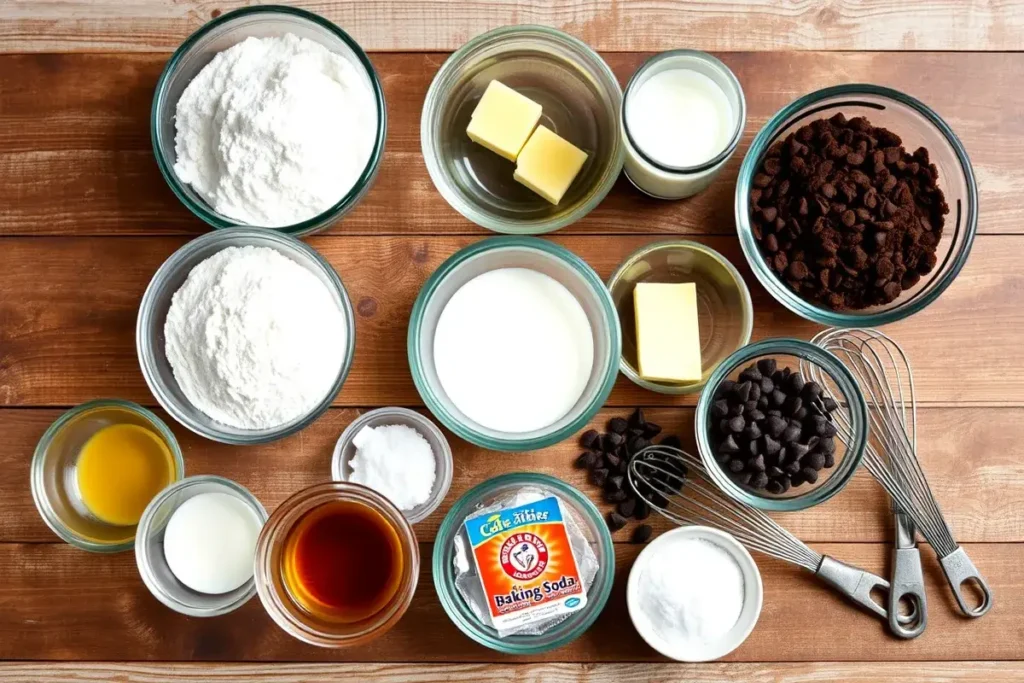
[[173, 33, 377, 227], [164, 246, 347, 430]]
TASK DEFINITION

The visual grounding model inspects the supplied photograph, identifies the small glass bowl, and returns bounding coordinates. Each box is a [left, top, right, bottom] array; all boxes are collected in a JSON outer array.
[[627, 526, 762, 661], [254, 482, 420, 647], [136, 228, 356, 445], [433, 473, 614, 654], [695, 338, 867, 511], [408, 236, 621, 451], [421, 25, 624, 234], [735, 84, 978, 327], [151, 6, 387, 237], [622, 50, 746, 200], [607, 240, 753, 395], [30, 400, 184, 553], [331, 407, 454, 524], [135, 475, 267, 617]]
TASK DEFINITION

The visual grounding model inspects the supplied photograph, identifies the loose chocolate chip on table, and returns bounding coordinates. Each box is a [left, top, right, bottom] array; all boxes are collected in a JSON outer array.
[[606, 512, 628, 532], [604, 432, 625, 449], [604, 453, 621, 470], [591, 468, 609, 487], [642, 422, 663, 438], [634, 500, 651, 520], [608, 417, 628, 434], [605, 489, 628, 503], [629, 408, 646, 428], [661, 435, 683, 450], [580, 429, 600, 449], [617, 498, 637, 518], [632, 524, 654, 544], [574, 452, 596, 469]]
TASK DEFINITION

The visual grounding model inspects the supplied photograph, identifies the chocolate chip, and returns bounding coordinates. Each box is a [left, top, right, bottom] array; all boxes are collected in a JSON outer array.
[[661, 435, 683, 450], [642, 422, 663, 438], [766, 479, 785, 494], [605, 489, 628, 503], [606, 512, 628, 532], [750, 472, 770, 489], [634, 500, 651, 520], [801, 467, 819, 484], [806, 452, 827, 471], [575, 452, 596, 469], [712, 399, 729, 418], [734, 381, 752, 403], [632, 524, 653, 544], [617, 498, 637, 518], [604, 453, 621, 470], [608, 417, 628, 434], [591, 468, 609, 487], [782, 424, 802, 443], [580, 429, 600, 449], [629, 408, 646, 428], [728, 416, 746, 433], [719, 435, 740, 454]]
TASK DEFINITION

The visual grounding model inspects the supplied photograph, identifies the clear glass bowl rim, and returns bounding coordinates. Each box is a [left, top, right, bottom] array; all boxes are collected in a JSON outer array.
[[606, 239, 754, 395], [150, 4, 388, 237], [419, 24, 625, 235], [622, 49, 747, 175], [329, 406, 455, 524], [407, 236, 622, 451], [253, 481, 420, 647], [734, 83, 978, 327], [136, 227, 356, 445], [694, 337, 868, 511], [135, 474, 268, 617], [30, 399, 186, 553], [431, 472, 615, 654]]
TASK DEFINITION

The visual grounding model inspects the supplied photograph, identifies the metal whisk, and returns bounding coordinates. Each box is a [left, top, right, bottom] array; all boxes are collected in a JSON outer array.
[[628, 446, 893, 626], [807, 328, 992, 620]]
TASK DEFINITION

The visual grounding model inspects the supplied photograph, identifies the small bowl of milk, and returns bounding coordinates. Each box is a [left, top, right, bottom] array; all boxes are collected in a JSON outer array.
[[621, 50, 746, 200], [408, 236, 621, 451]]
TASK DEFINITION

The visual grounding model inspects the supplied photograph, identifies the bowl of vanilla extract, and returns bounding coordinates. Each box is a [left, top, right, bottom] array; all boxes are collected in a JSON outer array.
[[253, 482, 420, 647]]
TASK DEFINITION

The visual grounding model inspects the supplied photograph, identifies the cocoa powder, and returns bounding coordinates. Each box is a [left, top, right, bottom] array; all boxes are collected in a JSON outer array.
[[749, 113, 949, 310]]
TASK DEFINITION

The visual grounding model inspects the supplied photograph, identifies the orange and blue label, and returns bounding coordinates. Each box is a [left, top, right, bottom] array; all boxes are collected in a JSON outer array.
[[465, 496, 586, 630]]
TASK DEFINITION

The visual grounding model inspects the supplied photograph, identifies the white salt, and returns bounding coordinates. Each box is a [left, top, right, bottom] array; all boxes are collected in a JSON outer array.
[[349, 424, 436, 510]]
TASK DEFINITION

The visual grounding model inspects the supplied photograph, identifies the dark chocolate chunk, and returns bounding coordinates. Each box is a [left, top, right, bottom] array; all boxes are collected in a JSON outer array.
[[591, 468, 609, 487], [574, 452, 596, 469], [606, 512, 628, 532], [580, 429, 600, 449], [712, 399, 730, 418], [757, 358, 778, 376], [608, 417, 628, 434], [617, 498, 637, 518], [632, 524, 653, 544]]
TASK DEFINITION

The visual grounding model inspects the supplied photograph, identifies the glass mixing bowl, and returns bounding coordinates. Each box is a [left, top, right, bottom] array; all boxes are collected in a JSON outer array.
[[695, 338, 867, 511], [254, 482, 419, 647], [607, 240, 753, 395], [735, 84, 978, 327], [151, 6, 387, 237], [30, 400, 185, 552], [421, 25, 624, 234], [407, 236, 621, 451], [136, 228, 356, 445], [433, 473, 614, 654]]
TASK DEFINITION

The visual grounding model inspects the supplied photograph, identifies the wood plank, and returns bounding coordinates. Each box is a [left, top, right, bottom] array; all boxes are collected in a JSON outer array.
[[1, 52, 1021, 236], [4, 406, 1021, 545], [0, 235, 1017, 408], [0, 541, 1019, 662], [3, 1, 1023, 53], [3, 661, 1023, 682]]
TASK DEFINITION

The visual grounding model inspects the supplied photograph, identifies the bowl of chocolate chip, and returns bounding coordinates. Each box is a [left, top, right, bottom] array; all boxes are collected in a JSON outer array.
[[736, 84, 978, 326], [695, 338, 868, 511]]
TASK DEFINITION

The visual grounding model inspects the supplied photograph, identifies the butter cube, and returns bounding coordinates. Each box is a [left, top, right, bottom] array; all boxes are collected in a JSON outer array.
[[513, 126, 589, 205], [634, 282, 702, 383], [466, 80, 543, 162]]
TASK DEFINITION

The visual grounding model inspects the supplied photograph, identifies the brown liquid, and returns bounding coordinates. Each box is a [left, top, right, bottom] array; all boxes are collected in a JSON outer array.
[[282, 500, 403, 623]]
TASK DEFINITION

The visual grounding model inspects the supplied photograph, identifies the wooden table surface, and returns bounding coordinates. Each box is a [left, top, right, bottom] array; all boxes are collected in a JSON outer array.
[[2, 2, 1023, 681]]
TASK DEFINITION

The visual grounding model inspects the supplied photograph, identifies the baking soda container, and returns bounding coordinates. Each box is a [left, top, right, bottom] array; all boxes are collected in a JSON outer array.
[[433, 473, 614, 654], [621, 50, 746, 200]]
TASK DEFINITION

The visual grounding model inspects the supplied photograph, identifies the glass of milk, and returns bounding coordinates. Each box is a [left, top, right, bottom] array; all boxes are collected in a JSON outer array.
[[621, 50, 745, 200]]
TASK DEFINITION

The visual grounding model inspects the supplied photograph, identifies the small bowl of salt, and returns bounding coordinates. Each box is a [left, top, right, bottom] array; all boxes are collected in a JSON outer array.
[[331, 407, 454, 524], [627, 525, 763, 662]]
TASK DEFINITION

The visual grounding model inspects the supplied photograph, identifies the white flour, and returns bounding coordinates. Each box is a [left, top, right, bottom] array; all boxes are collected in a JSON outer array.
[[173, 33, 377, 227], [164, 246, 347, 430]]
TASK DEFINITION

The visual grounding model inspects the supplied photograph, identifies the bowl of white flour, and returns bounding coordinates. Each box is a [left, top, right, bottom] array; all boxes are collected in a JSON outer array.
[[151, 6, 386, 236], [137, 228, 356, 444]]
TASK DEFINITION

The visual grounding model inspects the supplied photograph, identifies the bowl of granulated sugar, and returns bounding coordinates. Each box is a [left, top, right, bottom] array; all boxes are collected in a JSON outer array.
[[332, 408, 454, 524]]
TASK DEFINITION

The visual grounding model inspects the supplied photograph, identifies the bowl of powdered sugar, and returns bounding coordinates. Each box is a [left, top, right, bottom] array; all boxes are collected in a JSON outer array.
[[137, 228, 355, 444], [151, 6, 386, 236]]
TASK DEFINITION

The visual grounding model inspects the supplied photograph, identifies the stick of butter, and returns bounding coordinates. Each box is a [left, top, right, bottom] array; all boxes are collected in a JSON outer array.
[[514, 126, 589, 205], [634, 282, 702, 383], [466, 80, 543, 162]]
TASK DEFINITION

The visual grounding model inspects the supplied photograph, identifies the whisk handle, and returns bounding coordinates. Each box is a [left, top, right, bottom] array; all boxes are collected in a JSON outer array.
[[816, 556, 889, 621], [940, 546, 993, 618]]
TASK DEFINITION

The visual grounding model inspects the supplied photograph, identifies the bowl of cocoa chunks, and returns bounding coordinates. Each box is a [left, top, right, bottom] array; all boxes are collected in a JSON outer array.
[[735, 84, 978, 327]]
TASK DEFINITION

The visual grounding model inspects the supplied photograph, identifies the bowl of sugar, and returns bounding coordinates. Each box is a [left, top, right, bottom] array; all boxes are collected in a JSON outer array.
[[331, 407, 454, 524], [408, 236, 621, 451]]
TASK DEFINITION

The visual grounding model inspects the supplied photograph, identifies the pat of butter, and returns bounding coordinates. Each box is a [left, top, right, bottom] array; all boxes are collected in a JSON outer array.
[[466, 80, 543, 162], [634, 282, 702, 383], [513, 126, 589, 205]]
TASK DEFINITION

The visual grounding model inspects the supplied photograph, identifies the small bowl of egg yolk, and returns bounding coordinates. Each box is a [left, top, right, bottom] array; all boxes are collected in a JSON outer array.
[[30, 399, 184, 553]]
